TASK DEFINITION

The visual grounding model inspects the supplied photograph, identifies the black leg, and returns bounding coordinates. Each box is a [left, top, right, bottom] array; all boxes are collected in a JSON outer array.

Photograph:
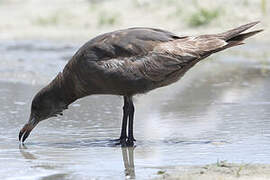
[[126, 97, 136, 146], [118, 96, 129, 145], [112, 96, 129, 145], [115, 96, 136, 147]]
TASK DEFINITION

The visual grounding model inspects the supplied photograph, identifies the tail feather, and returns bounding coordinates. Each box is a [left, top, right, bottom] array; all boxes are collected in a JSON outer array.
[[219, 21, 261, 41], [227, 29, 263, 42], [215, 22, 263, 50], [202, 22, 263, 54]]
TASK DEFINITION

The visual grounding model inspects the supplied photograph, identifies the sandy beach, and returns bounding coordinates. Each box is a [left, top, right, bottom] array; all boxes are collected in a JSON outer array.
[[154, 163, 270, 180], [0, 0, 268, 42]]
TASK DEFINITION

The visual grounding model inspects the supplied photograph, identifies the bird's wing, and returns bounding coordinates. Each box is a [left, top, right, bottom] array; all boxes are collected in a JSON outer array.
[[73, 27, 185, 61], [93, 35, 227, 84]]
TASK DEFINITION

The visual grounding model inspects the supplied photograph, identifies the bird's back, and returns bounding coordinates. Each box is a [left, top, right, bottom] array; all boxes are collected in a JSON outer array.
[[73, 27, 183, 61]]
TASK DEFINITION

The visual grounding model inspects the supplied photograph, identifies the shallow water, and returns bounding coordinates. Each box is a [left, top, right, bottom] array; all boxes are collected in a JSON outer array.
[[0, 41, 270, 179]]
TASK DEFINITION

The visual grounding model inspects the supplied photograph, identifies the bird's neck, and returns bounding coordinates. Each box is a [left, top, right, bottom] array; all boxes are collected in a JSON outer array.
[[48, 72, 79, 109]]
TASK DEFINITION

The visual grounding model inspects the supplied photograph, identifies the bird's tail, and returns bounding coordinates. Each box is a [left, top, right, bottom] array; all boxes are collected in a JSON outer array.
[[217, 21, 263, 49]]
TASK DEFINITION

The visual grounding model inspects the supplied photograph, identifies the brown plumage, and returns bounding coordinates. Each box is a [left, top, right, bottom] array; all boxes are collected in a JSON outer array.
[[19, 22, 262, 146]]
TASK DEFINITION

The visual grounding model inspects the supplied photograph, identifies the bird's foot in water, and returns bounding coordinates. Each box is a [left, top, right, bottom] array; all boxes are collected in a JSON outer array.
[[111, 137, 128, 146], [126, 137, 136, 147], [111, 137, 136, 147]]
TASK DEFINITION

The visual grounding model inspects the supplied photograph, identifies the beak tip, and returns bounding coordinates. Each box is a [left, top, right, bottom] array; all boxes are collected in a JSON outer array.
[[19, 130, 23, 142], [18, 123, 34, 143]]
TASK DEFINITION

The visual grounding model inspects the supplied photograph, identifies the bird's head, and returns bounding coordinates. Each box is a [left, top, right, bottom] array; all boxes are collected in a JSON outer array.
[[19, 81, 68, 143]]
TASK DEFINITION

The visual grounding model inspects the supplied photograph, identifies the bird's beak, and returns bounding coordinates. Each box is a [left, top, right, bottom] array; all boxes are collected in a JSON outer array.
[[19, 117, 38, 143]]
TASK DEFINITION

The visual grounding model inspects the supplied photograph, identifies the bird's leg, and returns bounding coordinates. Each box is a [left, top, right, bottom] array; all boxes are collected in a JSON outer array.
[[119, 96, 129, 143], [114, 96, 129, 146], [126, 97, 136, 146]]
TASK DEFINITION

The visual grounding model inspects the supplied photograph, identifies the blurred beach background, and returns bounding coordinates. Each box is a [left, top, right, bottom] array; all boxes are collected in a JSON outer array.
[[0, 0, 268, 41]]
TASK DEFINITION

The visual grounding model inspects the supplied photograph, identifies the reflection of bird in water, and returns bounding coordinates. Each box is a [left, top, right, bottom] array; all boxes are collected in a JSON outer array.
[[19, 144, 37, 160], [19, 22, 262, 146], [121, 147, 135, 179]]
